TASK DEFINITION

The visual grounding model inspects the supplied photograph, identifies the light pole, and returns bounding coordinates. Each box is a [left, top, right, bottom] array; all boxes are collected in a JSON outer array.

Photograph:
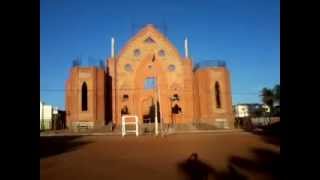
[[157, 80, 163, 136], [154, 73, 159, 136], [152, 53, 161, 136], [112, 37, 116, 132], [154, 86, 158, 136]]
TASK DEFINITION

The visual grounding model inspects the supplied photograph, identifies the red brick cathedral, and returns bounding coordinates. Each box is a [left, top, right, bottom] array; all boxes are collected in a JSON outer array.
[[65, 24, 234, 130]]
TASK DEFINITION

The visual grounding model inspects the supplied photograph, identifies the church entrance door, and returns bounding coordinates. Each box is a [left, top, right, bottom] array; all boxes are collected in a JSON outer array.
[[140, 96, 161, 133]]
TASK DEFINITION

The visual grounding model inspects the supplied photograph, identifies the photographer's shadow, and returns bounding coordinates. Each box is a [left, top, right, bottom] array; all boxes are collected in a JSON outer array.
[[178, 153, 247, 180]]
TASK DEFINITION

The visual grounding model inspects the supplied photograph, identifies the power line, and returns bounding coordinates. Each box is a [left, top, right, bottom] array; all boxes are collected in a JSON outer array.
[[40, 88, 261, 95]]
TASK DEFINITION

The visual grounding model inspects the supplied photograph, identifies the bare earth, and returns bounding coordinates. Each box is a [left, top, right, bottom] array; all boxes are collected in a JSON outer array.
[[40, 132, 280, 180]]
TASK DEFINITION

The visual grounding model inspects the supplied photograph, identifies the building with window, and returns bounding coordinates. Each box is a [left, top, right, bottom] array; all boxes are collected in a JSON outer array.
[[65, 24, 234, 129], [40, 101, 54, 130], [233, 103, 270, 118], [40, 101, 65, 130]]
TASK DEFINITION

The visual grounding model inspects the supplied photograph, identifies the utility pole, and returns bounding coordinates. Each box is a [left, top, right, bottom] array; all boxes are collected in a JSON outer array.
[[184, 37, 189, 58], [154, 84, 158, 135], [154, 76, 159, 136], [157, 79, 163, 136], [153, 53, 160, 136], [112, 37, 117, 131]]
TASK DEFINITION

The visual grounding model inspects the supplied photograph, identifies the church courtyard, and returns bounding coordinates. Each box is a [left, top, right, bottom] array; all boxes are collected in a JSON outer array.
[[40, 132, 280, 180]]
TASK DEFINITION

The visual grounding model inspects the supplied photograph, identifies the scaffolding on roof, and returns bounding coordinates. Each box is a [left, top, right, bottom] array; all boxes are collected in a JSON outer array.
[[72, 57, 105, 69], [193, 60, 226, 71]]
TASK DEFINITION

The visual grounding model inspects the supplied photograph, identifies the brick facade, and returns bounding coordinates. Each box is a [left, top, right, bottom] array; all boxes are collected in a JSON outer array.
[[65, 67, 105, 129], [65, 24, 234, 129]]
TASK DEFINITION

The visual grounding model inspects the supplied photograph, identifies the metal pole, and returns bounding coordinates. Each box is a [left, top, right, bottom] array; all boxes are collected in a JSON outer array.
[[184, 37, 189, 58], [153, 53, 159, 136], [114, 39, 118, 131], [154, 77, 158, 136], [111, 37, 115, 58], [158, 80, 163, 136]]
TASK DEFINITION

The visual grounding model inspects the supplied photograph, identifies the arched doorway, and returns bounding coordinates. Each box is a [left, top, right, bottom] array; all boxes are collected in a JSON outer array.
[[140, 96, 161, 134], [141, 97, 160, 124], [141, 97, 153, 123]]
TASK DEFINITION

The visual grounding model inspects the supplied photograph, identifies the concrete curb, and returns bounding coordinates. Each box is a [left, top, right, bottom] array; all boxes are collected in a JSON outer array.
[[170, 129, 246, 134], [40, 133, 121, 137], [40, 129, 247, 137]]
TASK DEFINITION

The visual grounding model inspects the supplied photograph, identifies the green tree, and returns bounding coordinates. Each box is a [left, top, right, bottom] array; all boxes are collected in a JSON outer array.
[[260, 84, 280, 117], [273, 84, 280, 104], [272, 84, 280, 116], [260, 88, 274, 115]]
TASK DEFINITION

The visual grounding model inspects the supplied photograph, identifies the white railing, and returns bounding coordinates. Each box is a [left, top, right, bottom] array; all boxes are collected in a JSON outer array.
[[122, 115, 139, 136]]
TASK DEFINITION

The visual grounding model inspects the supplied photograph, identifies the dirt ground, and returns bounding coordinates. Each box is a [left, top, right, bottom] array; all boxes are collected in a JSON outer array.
[[40, 132, 280, 180]]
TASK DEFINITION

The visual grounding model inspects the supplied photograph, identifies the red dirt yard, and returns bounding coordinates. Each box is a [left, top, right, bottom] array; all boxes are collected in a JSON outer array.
[[40, 132, 280, 180]]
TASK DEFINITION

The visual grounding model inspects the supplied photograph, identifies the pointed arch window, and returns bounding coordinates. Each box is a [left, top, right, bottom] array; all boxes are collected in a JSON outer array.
[[215, 82, 222, 109], [82, 82, 88, 111]]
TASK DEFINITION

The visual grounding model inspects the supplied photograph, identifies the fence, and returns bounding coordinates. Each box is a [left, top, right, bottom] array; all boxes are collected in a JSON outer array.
[[251, 117, 272, 127], [72, 58, 105, 69], [234, 116, 280, 130], [193, 60, 226, 71]]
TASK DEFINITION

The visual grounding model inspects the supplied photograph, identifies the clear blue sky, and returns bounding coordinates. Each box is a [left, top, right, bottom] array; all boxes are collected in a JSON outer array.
[[40, 0, 279, 110]]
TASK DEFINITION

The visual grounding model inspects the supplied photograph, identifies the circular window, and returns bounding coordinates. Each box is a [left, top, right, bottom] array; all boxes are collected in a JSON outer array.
[[158, 49, 165, 57], [168, 64, 176, 72], [134, 49, 141, 57], [124, 64, 133, 72]]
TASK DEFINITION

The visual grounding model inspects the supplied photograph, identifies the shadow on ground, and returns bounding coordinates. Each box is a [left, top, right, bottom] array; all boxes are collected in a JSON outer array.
[[243, 121, 280, 146], [40, 136, 91, 159], [256, 121, 280, 146], [178, 153, 247, 180], [178, 148, 280, 180], [229, 147, 281, 180]]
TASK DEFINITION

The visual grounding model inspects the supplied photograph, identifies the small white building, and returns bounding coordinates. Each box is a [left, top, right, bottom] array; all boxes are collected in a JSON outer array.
[[262, 104, 271, 113], [40, 101, 59, 130], [234, 104, 250, 118], [40, 101, 42, 129], [233, 103, 265, 118]]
